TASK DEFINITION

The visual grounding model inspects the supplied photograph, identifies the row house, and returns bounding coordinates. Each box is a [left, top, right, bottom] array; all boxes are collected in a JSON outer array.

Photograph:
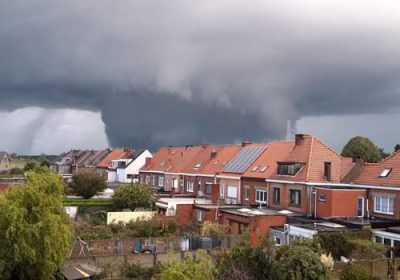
[[351, 151, 400, 249], [139, 145, 205, 191], [107, 150, 153, 184]]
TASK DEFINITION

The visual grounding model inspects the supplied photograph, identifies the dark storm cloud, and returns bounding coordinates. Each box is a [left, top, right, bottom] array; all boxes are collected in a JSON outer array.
[[1, 0, 400, 149]]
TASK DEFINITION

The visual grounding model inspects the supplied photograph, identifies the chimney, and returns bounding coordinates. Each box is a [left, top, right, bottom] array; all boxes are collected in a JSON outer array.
[[352, 156, 362, 163], [242, 140, 252, 147], [210, 149, 217, 159], [201, 142, 209, 149], [145, 157, 152, 167], [295, 134, 305, 146]]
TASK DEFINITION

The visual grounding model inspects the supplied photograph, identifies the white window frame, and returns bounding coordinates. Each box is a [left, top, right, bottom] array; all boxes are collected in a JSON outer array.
[[244, 185, 249, 201], [152, 175, 156, 186], [374, 196, 394, 215], [187, 181, 194, 192], [158, 176, 164, 187], [145, 175, 150, 185], [255, 189, 267, 203], [196, 210, 204, 222], [205, 182, 213, 194], [220, 184, 225, 198]]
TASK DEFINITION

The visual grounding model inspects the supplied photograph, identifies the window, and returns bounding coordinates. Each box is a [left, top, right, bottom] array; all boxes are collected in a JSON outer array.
[[127, 174, 133, 179], [384, 238, 392, 246], [273, 188, 280, 204], [205, 183, 212, 194], [379, 168, 392, 178], [187, 181, 194, 192], [375, 236, 383, 244], [194, 163, 202, 169], [251, 166, 258, 172], [179, 176, 184, 187], [244, 186, 249, 200], [277, 163, 303, 176], [158, 176, 164, 187], [290, 190, 301, 207], [152, 175, 156, 186], [145, 175, 150, 185], [220, 184, 225, 198], [255, 189, 267, 203], [274, 236, 281, 245], [318, 194, 326, 202], [196, 210, 204, 222], [324, 162, 331, 181], [374, 196, 394, 214]]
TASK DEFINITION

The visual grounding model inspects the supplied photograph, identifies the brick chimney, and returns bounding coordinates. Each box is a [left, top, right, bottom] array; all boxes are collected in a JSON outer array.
[[145, 157, 152, 167], [210, 149, 217, 159], [295, 134, 305, 146], [242, 140, 252, 147]]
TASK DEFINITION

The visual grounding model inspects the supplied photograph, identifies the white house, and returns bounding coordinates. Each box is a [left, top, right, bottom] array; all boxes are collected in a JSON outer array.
[[107, 150, 152, 183]]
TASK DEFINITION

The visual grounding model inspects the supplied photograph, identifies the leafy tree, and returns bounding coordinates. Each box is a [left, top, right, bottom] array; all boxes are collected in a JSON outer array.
[[0, 172, 73, 279], [340, 265, 373, 280], [159, 249, 215, 280], [275, 241, 329, 280], [341, 136, 383, 163], [71, 169, 106, 199], [395, 144, 400, 152], [112, 183, 154, 210], [40, 160, 50, 168], [215, 236, 276, 280], [23, 161, 39, 171]]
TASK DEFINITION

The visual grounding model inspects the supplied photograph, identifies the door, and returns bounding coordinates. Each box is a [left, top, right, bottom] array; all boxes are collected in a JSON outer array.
[[357, 197, 364, 217]]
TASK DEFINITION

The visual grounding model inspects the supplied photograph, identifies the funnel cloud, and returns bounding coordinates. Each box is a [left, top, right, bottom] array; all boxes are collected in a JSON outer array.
[[1, 1, 400, 152]]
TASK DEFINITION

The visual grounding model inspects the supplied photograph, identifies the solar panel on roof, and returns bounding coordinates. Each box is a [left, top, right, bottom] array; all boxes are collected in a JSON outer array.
[[223, 146, 265, 173]]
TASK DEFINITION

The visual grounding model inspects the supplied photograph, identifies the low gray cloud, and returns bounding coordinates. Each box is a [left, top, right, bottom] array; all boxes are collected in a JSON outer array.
[[1, 1, 400, 150]]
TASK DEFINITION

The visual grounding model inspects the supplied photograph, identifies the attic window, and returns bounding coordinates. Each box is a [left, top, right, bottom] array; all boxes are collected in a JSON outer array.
[[259, 166, 267, 172], [194, 163, 202, 169], [379, 168, 392, 178], [251, 166, 258, 172]]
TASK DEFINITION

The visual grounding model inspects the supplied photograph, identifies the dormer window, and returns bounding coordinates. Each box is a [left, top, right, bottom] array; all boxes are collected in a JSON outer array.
[[379, 168, 392, 178], [277, 163, 303, 176]]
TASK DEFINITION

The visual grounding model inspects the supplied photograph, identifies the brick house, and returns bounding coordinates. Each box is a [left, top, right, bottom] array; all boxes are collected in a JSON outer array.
[[266, 134, 364, 219]]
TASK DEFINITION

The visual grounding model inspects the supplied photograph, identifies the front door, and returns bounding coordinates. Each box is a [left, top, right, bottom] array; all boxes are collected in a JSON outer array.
[[357, 197, 364, 217]]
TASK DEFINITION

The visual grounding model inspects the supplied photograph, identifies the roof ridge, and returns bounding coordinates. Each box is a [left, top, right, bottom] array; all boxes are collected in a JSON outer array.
[[312, 135, 342, 157], [377, 149, 400, 165]]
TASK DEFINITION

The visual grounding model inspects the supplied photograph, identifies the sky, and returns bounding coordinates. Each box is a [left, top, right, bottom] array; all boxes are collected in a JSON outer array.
[[0, 1, 400, 154]]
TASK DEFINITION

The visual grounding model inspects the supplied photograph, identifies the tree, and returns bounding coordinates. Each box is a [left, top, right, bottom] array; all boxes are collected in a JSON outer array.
[[395, 144, 400, 152], [0, 172, 73, 279], [71, 169, 106, 199], [340, 265, 373, 280], [112, 183, 154, 211], [275, 240, 329, 280], [159, 250, 215, 280], [23, 161, 39, 171], [215, 236, 276, 280], [341, 136, 382, 163]]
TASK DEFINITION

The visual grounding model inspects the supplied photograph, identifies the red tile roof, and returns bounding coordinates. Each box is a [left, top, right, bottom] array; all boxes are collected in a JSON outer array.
[[353, 150, 400, 187], [242, 141, 295, 179], [141, 146, 205, 173], [270, 134, 355, 183], [96, 148, 134, 168]]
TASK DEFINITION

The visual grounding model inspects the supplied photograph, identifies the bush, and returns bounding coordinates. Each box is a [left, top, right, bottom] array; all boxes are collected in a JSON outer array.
[[317, 232, 354, 260], [340, 265, 373, 280], [71, 169, 106, 199], [348, 239, 387, 260], [112, 183, 154, 211], [275, 242, 329, 280], [122, 261, 160, 279], [9, 167, 23, 175]]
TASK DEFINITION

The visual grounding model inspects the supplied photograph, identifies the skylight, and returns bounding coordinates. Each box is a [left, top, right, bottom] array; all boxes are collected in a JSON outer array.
[[379, 168, 392, 178], [259, 166, 267, 172], [251, 166, 258, 172], [194, 163, 202, 169]]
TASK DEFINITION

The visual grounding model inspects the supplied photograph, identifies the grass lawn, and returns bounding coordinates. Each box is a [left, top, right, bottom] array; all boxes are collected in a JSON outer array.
[[63, 197, 112, 206]]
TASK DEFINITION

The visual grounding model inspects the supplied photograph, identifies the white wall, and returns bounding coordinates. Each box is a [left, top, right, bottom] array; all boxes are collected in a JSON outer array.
[[116, 150, 153, 183]]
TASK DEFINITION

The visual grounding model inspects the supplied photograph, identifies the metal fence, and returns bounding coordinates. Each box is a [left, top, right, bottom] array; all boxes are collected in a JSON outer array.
[[68, 235, 241, 258]]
